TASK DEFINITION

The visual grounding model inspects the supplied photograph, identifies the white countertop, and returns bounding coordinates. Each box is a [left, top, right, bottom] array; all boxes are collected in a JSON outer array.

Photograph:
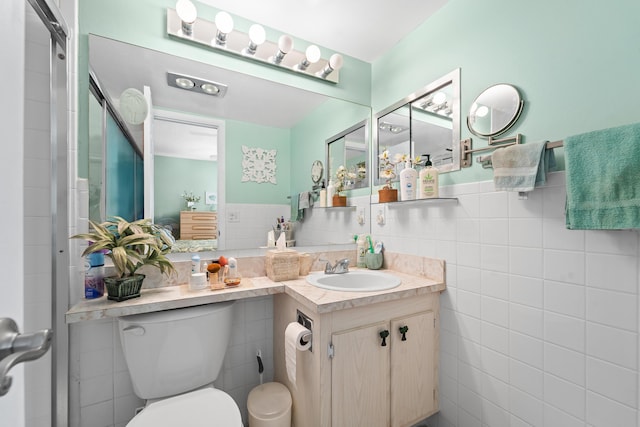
[[65, 268, 445, 323]]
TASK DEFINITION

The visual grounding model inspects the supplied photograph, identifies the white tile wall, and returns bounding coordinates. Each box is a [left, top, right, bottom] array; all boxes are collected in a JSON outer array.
[[370, 171, 640, 427], [69, 297, 274, 427], [23, 5, 54, 426]]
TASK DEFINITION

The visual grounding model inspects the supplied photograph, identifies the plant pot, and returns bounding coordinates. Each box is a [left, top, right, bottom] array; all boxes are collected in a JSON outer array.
[[332, 195, 347, 207], [104, 274, 145, 302], [378, 188, 398, 203]]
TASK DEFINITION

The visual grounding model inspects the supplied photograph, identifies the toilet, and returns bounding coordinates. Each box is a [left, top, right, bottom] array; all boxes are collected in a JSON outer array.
[[117, 301, 243, 427]]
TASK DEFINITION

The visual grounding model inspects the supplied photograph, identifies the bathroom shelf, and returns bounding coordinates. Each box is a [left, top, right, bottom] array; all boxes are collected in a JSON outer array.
[[372, 197, 458, 207], [315, 206, 357, 210]]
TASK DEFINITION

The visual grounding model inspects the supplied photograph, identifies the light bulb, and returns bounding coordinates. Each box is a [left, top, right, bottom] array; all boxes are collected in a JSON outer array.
[[278, 35, 294, 53], [318, 53, 344, 78], [432, 91, 447, 105], [243, 24, 266, 55], [175, 77, 195, 89], [305, 45, 321, 64], [176, 0, 197, 36], [297, 45, 321, 71], [328, 53, 344, 71], [201, 83, 220, 95], [215, 11, 234, 34], [272, 35, 294, 64], [249, 24, 266, 45], [476, 105, 489, 118]]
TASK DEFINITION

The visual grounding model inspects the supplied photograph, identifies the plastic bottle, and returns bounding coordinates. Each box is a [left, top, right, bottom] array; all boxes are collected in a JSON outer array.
[[399, 160, 417, 201], [419, 154, 439, 199], [356, 235, 367, 268], [326, 179, 335, 207], [191, 254, 201, 273], [84, 252, 105, 299], [319, 181, 327, 208]]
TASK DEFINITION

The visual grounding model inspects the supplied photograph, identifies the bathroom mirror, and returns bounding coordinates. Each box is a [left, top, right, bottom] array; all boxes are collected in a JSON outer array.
[[374, 68, 460, 184], [88, 35, 371, 251], [326, 120, 369, 191], [467, 83, 524, 138]]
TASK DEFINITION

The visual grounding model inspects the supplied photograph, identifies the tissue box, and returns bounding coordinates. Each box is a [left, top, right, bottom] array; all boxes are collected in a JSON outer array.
[[265, 250, 300, 282]]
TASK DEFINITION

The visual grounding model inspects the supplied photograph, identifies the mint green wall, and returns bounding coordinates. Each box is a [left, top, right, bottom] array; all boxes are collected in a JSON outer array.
[[372, 0, 640, 185], [290, 98, 371, 197], [154, 156, 217, 222], [225, 120, 291, 204]]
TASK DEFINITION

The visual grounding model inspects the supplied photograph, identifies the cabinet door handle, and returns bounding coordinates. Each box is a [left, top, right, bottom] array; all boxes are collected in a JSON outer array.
[[399, 325, 409, 341], [379, 330, 389, 346]]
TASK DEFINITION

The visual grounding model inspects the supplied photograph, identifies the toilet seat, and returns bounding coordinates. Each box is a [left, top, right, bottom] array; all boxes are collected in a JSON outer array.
[[127, 388, 243, 427]]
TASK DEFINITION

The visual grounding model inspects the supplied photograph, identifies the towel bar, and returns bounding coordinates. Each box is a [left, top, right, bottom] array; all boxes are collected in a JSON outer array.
[[461, 137, 564, 168]]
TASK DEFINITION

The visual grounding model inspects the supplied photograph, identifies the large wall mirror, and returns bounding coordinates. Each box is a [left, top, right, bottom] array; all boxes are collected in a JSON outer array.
[[374, 68, 460, 184], [88, 34, 371, 252]]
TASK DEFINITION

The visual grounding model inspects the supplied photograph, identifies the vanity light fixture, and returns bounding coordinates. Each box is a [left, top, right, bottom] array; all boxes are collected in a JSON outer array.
[[167, 72, 228, 98], [167, 6, 343, 83], [317, 53, 344, 78], [379, 121, 408, 134], [296, 45, 321, 71], [242, 24, 266, 56], [271, 35, 294, 65], [214, 11, 234, 46], [176, 0, 197, 36]]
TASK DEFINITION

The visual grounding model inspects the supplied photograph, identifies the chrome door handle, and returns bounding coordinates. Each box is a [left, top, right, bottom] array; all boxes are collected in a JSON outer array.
[[0, 318, 53, 396]]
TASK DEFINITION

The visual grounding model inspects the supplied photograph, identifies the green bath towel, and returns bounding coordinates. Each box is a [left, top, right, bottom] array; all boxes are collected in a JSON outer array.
[[565, 122, 640, 229]]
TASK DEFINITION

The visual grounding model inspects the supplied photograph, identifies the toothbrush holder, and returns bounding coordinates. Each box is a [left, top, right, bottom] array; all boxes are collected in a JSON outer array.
[[365, 252, 383, 270]]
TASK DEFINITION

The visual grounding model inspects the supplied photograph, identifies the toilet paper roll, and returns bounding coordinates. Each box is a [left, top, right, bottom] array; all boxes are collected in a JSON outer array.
[[285, 322, 312, 388]]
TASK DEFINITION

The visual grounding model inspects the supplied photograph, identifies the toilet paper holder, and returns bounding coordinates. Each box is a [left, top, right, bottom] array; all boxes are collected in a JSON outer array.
[[296, 310, 313, 351]]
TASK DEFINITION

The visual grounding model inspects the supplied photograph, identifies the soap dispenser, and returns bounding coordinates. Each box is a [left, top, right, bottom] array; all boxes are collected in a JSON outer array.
[[326, 179, 335, 207], [419, 154, 439, 199], [399, 160, 417, 201]]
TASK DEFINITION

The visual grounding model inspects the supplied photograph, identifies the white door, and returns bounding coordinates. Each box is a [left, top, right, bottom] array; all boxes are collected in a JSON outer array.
[[0, 1, 28, 424]]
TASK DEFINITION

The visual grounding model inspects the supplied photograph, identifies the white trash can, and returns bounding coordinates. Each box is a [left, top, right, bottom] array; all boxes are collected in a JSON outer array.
[[247, 382, 292, 427]]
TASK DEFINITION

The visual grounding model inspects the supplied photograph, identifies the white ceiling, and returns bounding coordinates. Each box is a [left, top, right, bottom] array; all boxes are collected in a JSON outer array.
[[197, 0, 449, 63]]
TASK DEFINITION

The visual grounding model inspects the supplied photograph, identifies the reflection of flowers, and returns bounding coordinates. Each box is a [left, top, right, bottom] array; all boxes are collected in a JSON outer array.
[[335, 165, 347, 195], [378, 150, 400, 189], [181, 191, 201, 203]]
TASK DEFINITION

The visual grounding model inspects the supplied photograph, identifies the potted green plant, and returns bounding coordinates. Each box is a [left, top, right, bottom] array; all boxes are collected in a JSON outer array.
[[71, 217, 176, 301]]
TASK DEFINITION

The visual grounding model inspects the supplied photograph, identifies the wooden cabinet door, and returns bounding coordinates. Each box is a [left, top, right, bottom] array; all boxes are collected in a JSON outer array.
[[390, 311, 436, 427], [331, 321, 390, 427]]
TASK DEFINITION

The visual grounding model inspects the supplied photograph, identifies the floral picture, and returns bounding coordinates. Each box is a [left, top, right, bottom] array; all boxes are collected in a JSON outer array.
[[241, 145, 277, 184]]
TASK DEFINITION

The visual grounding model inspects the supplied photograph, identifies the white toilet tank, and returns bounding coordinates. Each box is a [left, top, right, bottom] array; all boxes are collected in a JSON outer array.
[[118, 301, 235, 400]]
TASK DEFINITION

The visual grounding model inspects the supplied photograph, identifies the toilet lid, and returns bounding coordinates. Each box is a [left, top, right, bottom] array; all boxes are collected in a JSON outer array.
[[128, 388, 242, 427]]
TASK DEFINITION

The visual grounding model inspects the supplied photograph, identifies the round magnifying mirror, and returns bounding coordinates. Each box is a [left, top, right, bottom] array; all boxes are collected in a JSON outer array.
[[467, 84, 523, 138]]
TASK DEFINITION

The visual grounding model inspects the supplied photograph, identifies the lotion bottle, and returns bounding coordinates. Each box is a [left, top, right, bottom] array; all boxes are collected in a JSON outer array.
[[326, 179, 335, 207], [419, 154, 439, 199], [356, 234, 367, 268], [319, 181, 327, 207], [399, 160, 417, 201]]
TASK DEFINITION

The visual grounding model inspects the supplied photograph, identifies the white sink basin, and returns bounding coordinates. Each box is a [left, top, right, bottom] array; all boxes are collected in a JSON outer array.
[[306, 270, 401, 292]]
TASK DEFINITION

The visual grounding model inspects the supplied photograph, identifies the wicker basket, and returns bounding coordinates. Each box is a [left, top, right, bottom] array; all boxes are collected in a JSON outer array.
[[266, 250, 300, 282]]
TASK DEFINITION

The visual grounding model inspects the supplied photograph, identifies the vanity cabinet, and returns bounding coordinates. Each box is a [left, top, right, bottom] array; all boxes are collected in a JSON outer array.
[[274, 292, 440, 427], [179, 211, 217, 240]]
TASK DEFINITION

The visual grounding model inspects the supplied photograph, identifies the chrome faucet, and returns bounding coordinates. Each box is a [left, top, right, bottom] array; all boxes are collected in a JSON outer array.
[[322, 258, 350, 274]]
